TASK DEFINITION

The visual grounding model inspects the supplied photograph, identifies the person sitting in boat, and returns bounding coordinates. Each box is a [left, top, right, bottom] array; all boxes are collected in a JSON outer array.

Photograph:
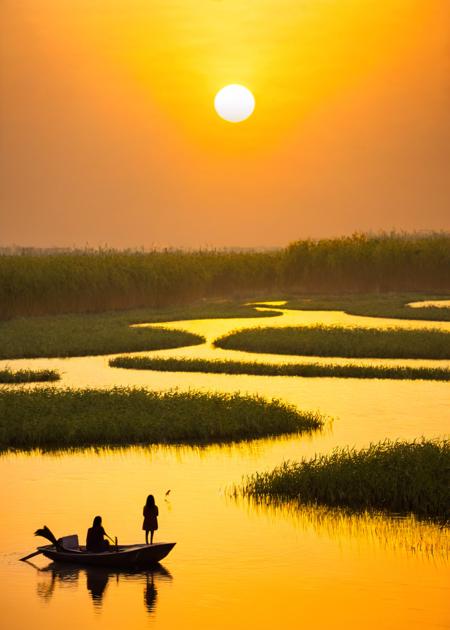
[[86, 516, 111, 552], [143, 495, 159, 545]]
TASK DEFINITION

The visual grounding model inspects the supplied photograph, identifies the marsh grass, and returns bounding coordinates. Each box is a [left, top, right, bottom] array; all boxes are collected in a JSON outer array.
[[214, 325, 450, 359], [0, 387, 323, 450], [0, 302, 279, 359], [2, 233, 449, 320], [109, 356, 450, 381], [239, 439, 450, 520], [282, 232, 450, 294], [0, 323, 204, 360], [0, 368, 60, 383], [0, 249, 281, 319]]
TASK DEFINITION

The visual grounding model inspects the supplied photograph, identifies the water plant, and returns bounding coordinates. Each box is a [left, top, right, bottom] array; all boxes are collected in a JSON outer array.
[[239, 439, 450, 520], [109, 356, 450, 381], [1, 232, 448, 320], [0, 387, 323, 450], [0, 301, 277, 359], [0, 368, 60, 383], [214, 325, 450, 359]]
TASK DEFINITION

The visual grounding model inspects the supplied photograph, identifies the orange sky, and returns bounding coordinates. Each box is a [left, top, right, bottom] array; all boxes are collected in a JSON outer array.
[[0, 0, 449, 248]]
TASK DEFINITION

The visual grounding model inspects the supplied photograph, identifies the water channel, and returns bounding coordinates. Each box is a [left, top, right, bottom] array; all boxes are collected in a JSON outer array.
[[1, 304, 449, 628]]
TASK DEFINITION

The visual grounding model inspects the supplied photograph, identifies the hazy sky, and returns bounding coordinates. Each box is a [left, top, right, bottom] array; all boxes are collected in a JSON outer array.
[[1, 0, 449, 248]]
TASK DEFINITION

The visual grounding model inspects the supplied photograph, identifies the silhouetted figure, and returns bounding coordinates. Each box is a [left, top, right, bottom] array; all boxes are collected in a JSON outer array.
[[86, 516, 111, 552], [143, 495, 159, 545]]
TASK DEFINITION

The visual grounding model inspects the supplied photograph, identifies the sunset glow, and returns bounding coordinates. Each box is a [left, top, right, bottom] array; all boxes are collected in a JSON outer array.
[[0, 0, 448, 247]]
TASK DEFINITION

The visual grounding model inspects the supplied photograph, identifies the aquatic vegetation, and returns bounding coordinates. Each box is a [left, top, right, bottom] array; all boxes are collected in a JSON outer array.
[[0, 387, 323, 450], [239, 439, 450, 520], [0, 302, 279, 359], [214, 325, 450, 359], [0, 322, 205, 360], [0, 368, 60, 383], [2, 232, 449, 320], [109, 356, 450, 381], [282, 232, 450, 294], [0, 248, 281, 319]]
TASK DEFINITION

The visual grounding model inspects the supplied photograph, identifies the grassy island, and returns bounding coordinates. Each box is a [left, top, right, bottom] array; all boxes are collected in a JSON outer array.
[[0, 368, 60, 383], [0, 387, 323, 450], [240, 439, 450, 521], [214, 325, 450, 359], [0, 301, 280, 359], [0, 322, 205, 360], [109, 356, 450, 381]]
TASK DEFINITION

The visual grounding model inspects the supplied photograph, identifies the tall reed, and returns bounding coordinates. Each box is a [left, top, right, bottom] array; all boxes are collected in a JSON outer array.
[[214, 325, 450, 359], [0, 387, 323, 449], [1, 232, 448, 320], [109, 356, 450, 381], [0, 368, 60, 383], [240, 439, 449, 520]]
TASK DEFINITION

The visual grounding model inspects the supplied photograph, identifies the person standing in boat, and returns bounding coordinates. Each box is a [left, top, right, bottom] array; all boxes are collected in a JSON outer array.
[[143, 495, 159, 545], [86, 515, 111, 552]]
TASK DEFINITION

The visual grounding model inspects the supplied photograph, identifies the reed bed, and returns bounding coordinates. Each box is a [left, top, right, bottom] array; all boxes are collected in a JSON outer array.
[[0, 368, 60, 383], [0, 387, 323, 450], [214, 325, 450, 359], [0, 302, 277, 359], [239, 439, 450, 520], [2, 233, 449, 320], [0, 249, 280, 320], [282, 232, 450, 293], [109, 356, 450, 381], [0, 323, 204, 360]]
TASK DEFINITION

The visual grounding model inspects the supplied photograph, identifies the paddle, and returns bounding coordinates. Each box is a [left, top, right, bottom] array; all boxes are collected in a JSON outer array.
[[20, 549, 43, 562], [20, 525, 60, 562], [105, 532, 119, 551]]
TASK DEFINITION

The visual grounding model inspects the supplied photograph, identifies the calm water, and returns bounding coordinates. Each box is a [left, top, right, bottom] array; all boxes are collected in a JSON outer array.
[[1, 305, 449, 629]]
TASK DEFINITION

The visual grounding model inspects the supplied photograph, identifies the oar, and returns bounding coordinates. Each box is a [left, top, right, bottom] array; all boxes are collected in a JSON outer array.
[[105, 532, 119, 550], [21, 525, 60, 562], [20, 549, 43, 562]]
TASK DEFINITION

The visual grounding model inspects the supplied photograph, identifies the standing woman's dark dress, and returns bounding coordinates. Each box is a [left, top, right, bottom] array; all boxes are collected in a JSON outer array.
[[143, 495, 159, 544]]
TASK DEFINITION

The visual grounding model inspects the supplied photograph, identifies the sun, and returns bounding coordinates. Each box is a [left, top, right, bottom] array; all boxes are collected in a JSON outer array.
[[214, 84, 255, 123]]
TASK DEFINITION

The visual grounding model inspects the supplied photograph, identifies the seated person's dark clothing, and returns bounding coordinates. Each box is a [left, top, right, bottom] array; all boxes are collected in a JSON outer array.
[[86, 525, 110, 552]]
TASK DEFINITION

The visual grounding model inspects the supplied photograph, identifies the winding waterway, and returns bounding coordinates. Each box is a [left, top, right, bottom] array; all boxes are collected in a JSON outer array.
[[1, 304, 449, 629]]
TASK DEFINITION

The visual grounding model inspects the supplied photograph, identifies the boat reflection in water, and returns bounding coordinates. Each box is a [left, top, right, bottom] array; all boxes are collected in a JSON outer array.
[[35, 561, 172, 616]]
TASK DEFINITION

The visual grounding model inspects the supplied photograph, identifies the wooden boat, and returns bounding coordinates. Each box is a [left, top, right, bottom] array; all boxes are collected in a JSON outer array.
[[38, 542, 176, 568]]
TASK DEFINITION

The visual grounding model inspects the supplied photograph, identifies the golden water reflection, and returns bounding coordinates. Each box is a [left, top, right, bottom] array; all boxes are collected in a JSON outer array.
[[1, 304, 449, 628], [408, 300, 450, 309], [2, 306, 450, 393], [234, 497, 449, 561], [1, 440, 449, 629], [34, 562, 172, 615]]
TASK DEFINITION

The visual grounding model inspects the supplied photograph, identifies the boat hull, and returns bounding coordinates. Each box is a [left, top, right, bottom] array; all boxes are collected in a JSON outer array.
[[39, 543, 176, 568]]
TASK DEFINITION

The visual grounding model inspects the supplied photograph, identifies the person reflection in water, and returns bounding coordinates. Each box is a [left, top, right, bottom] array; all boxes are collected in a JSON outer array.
[[86, 568, 109, 606], [144, 573, 158, 614], [143, 495, 159, 545], [86, 516, 111, 552]]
